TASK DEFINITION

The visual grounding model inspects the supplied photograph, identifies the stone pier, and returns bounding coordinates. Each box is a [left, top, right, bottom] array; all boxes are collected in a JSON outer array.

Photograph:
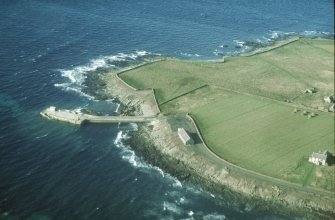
[[40, 106, 155, 125]]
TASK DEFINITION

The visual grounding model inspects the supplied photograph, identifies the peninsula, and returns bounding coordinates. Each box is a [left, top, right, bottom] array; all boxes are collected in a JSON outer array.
[[42, 38, 335, 218], [102, 38, 335, 218]]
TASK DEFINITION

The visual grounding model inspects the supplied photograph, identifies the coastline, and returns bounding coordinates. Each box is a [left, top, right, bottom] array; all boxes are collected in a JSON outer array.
[[125, 125, 333, 219], [95, 38, 335, 219]]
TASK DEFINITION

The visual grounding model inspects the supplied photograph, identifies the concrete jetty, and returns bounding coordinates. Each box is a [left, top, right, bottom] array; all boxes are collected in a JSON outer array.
[[40, 106, 155, 125]]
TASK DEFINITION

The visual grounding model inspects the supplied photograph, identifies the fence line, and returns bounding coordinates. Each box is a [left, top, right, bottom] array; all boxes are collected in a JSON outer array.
[[152, 88, 161, 113], [159, 85, 209, 106], [115, 74, 137, 91]]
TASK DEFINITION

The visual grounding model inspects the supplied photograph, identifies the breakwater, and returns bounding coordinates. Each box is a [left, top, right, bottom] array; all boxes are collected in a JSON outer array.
[[40, 106, 155, 125]]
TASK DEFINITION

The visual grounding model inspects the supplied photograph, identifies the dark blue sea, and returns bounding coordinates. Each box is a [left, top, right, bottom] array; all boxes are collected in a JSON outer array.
[[0, 0, 334, 219]]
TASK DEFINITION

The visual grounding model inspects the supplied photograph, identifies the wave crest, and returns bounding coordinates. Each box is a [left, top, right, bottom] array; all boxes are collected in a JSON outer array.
[[54, 51, 159, 99]]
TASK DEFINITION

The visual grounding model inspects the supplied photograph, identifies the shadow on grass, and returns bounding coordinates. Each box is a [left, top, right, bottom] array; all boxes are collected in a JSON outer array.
[[189, 132, 202, 145], [327, 155, 335, 166]]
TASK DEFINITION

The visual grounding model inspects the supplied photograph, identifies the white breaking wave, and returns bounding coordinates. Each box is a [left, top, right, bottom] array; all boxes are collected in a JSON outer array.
[[54, 50, 155, 99], [136, 50, 149, 56], [58, 57, 110, 84], [113, 130, 165, 178], [270, 31, 279, 39], [162, 201, 184, 215], [203, 213, 226, 220], [54, 83, 94, 100], [301, 30, 318, 36], [180, 52, 201, 57], [35, 133, 49, 139], [233, 40, 245, 48], [188, 210, 194, 216], [112, 129, 191, 199]]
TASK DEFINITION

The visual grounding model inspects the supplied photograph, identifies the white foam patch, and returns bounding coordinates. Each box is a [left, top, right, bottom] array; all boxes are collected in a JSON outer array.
[[58, 57, 110, 84], [54, 83, 94, 99], [60, 70, 82, 84], [162, 201, 183, 215], [104, 50, 151, 62], [35, 133, 49, 139], [180, 52, 201, 57], [114, 130, 127, 145], [188, 210, 194, 216], [233, 40, 245, 48], [172, 179, 183, 188], [54, 51, 157, 99], [267, 31, 281, 38], [203, 213, 226, 220], [113, 130, 166, 178], [136, 50, 148, 56], [122, 150, 138, 167], [301, 30, 318, 36]]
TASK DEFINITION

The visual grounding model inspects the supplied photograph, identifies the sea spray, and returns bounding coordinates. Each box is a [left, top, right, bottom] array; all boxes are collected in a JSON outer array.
[[54, 51, 161, 100]]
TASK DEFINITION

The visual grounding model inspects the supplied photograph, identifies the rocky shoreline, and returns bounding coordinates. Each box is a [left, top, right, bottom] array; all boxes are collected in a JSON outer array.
[[123, 127, 298, 217], [90, 62, 335, 220], [124, 124, 333, 220]]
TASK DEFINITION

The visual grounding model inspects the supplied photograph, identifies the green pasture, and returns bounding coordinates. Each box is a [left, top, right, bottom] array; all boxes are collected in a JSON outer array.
[[121, 39, 334, 105], [119, 39, 335, 190], [191, 91, 334, 184], [120, 61, 207, 104]]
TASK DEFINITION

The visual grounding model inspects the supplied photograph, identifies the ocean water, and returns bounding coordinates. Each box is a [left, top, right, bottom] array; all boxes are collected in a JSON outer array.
[[0, 0, 334, 219]]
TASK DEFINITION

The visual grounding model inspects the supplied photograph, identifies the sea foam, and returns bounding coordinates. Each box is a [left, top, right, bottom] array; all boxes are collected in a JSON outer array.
[[113, 130, 166, 178], [54, 51, 158, 100]]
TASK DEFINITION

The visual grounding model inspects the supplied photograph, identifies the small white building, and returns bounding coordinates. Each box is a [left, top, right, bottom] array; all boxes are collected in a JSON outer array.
[[324, 95, 334, 103], [178, 128, 194, 145], [308, 151, 329, 166]]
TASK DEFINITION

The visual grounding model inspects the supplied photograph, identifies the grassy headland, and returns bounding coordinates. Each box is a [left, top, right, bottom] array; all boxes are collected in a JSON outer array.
[[119, 38, 334, 191]]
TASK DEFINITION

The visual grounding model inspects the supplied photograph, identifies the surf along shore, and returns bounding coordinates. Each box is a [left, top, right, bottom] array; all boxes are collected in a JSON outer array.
[[95, 37, 334, 219]]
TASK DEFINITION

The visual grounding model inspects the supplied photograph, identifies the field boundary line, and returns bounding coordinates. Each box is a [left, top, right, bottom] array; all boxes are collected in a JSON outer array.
[[113, 75, 161, 114], [115, 59, 166, 91], [159, 84, 209, 106], [117, 58, 165, 75], [260, 58, 311, 87], [301, 39, 334, 56], [115, 73, 138, 91], [241, 37, 300, 57], [214, 85, 330, 113], [152, 88, 161, 113]]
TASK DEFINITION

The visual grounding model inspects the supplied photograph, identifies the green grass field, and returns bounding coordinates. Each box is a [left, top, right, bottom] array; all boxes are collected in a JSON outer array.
[[191, 90, 334, 184], [119, 39, 335, 190]]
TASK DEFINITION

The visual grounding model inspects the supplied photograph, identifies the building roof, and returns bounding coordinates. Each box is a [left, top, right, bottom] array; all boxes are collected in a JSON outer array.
[[178, 128, 192, 142], [311, 151, 328, 161]]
